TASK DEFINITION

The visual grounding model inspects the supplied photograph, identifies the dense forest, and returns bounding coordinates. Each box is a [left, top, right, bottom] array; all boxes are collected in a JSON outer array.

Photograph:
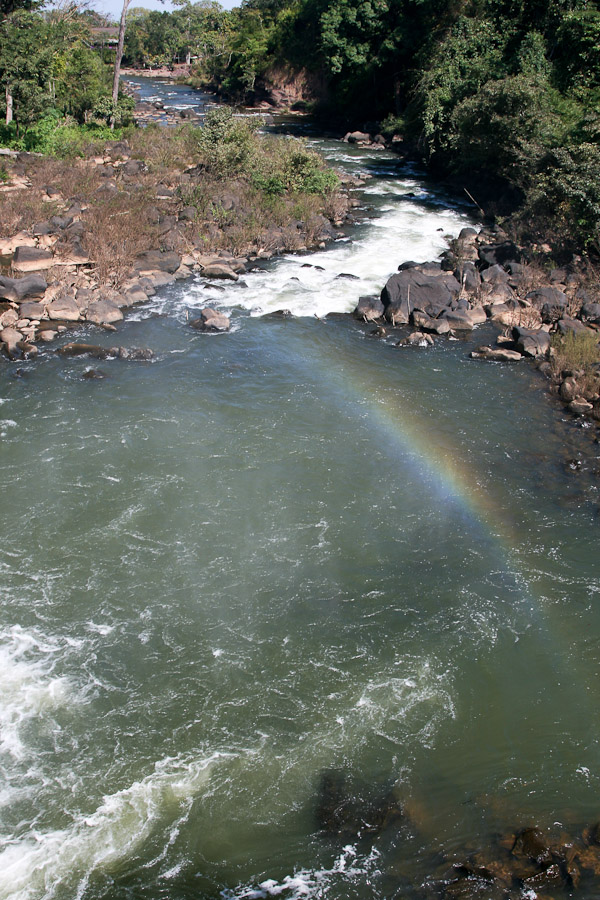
[[1, 0, 600, 253], [121, 0, 600, 253]]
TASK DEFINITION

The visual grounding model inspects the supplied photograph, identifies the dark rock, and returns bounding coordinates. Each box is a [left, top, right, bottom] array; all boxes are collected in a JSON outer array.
[[513, 326, 551, 357], [442, 308, 486, 330], [178, 206, 197, 222], [336, 272, 359, 280], [455, 262, 481, 294], [82, 368, 107, 379], [121, 159, 146, 176], [481, 264, 509, 285], [344, 131, 372, 144], [57, 343, 111, 359], [190, 308, 231, 332], [526, 287, 568, 322], [512, 827, 552, 865], [0, 274, 46, 303], [478, 241, 521, 267], [19, 301, 46, 319], [135, 250, 181, 274], [354, 296, 384, 322], [49, 215, 73, 230], [582, 301, 600, 323], [32, 221, 54, 236], [560, 377, 578, 402], [557, 316, 594, 336], [86, 299, 124, 325], [381, 268, 461, 323], [12, 246, 54, 272]]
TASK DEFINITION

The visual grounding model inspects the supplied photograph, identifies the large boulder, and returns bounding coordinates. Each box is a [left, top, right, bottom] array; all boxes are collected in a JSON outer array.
[[12, 246, 55, 272], [86, 299, 124, 325], [47, 296, 81, 321], [202, 263, 239, 281], [481, 264, 510, 285], [135, 250, 181, 274], [381, 268, 461, 323], [18, 301, 46, 320], [190, 308, 230, 332], [354, 296, 384, 322], [513, 326, 551, 357], [0, 274, 46, 302], [556, 317, 596, 337], [526, 287, 568, 323], [581, 301, 600, 323], [441, 308, 485, 330], [478, 241, 521, 267]]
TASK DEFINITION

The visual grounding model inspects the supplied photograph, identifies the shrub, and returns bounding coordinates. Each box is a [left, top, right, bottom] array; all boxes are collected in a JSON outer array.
[[551, 329, 600, 373]]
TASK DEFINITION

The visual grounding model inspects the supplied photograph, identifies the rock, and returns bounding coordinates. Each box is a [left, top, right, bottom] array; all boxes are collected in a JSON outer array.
[[512, 828, 552, 865], [581, 301, 600, 323], [471, 345, 523, 361], [12, 245, 55, 272], [190, 308, 231, 332], [344, 131, 372, 144], [569, 398, 594, 414], [135, 250, 181, 274], [523, 863, 565, 892], [478, 241, 521, 267], [513, 326, 551, 358], [411, 309, 435, 331], [178, 206, 197, 222], [0, 274, 47, 302], [481, 282, 518, 306], [202, 263, 239, 281], [142, 270, 175, 288], [481, 264, 509, 285], [17, 340, 37, 358], [381, 268, 461, 323], [19, 301, 46, 319], [1, 326, 23, 357], [354, 296, 384, 322], [57, 343, 151, 359], [442, 308, 485, 330], [0, 308, 19, 327], [428, 317, 451, 335], [121, 286, 148, 307], [121, 159, 146, 176], [557, 316, 594, 336], [560, 377, 578, 401], [525, 287, 569, 323], [455, 262, 481, 294], [86, 299, 124, 325], [47, 296, 81, 321]]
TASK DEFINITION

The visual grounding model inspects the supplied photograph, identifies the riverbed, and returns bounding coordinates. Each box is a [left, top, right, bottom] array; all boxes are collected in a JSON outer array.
[[1, 82, 599, 900]]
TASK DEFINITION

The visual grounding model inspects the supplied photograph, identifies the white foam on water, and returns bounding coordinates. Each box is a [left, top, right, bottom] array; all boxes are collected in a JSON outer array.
[[0, 627, 73, 762], [226, 844, 382, 900], [0, 751, 231, 900], [137, 165, 471, 322]]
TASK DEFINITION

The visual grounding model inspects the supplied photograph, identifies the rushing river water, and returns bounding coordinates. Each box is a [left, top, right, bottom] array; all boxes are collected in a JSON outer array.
[[1, 81, 600, 900]]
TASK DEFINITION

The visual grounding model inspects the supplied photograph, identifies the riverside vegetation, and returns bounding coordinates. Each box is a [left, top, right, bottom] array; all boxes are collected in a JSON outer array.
[[0, 104, 350, 355]]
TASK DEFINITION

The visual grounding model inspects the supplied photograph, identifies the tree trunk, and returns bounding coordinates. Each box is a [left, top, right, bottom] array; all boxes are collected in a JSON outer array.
[[111, 0, 131, 127], [5, 85, 13, 126]]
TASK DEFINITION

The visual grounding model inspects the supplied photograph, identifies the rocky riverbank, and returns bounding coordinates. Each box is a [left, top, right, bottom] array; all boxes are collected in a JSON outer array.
[[0, 127, 352, 362], [354, 226, 600, 432]]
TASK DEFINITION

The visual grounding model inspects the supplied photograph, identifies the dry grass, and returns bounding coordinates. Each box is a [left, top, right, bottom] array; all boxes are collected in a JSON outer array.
[[82, 189, 161, 285]]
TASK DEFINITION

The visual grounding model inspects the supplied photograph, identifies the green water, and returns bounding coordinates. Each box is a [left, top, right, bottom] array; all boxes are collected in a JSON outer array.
[[1, 311, 599, 900], [1, 110, 600, 899]]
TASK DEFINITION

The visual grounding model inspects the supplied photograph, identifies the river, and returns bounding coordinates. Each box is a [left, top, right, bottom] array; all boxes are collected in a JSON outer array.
[[1, 78, 599, 900]]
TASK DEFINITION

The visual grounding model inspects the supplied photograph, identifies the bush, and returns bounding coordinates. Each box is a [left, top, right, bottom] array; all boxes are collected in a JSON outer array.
[[551, 329, 600, 373]]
